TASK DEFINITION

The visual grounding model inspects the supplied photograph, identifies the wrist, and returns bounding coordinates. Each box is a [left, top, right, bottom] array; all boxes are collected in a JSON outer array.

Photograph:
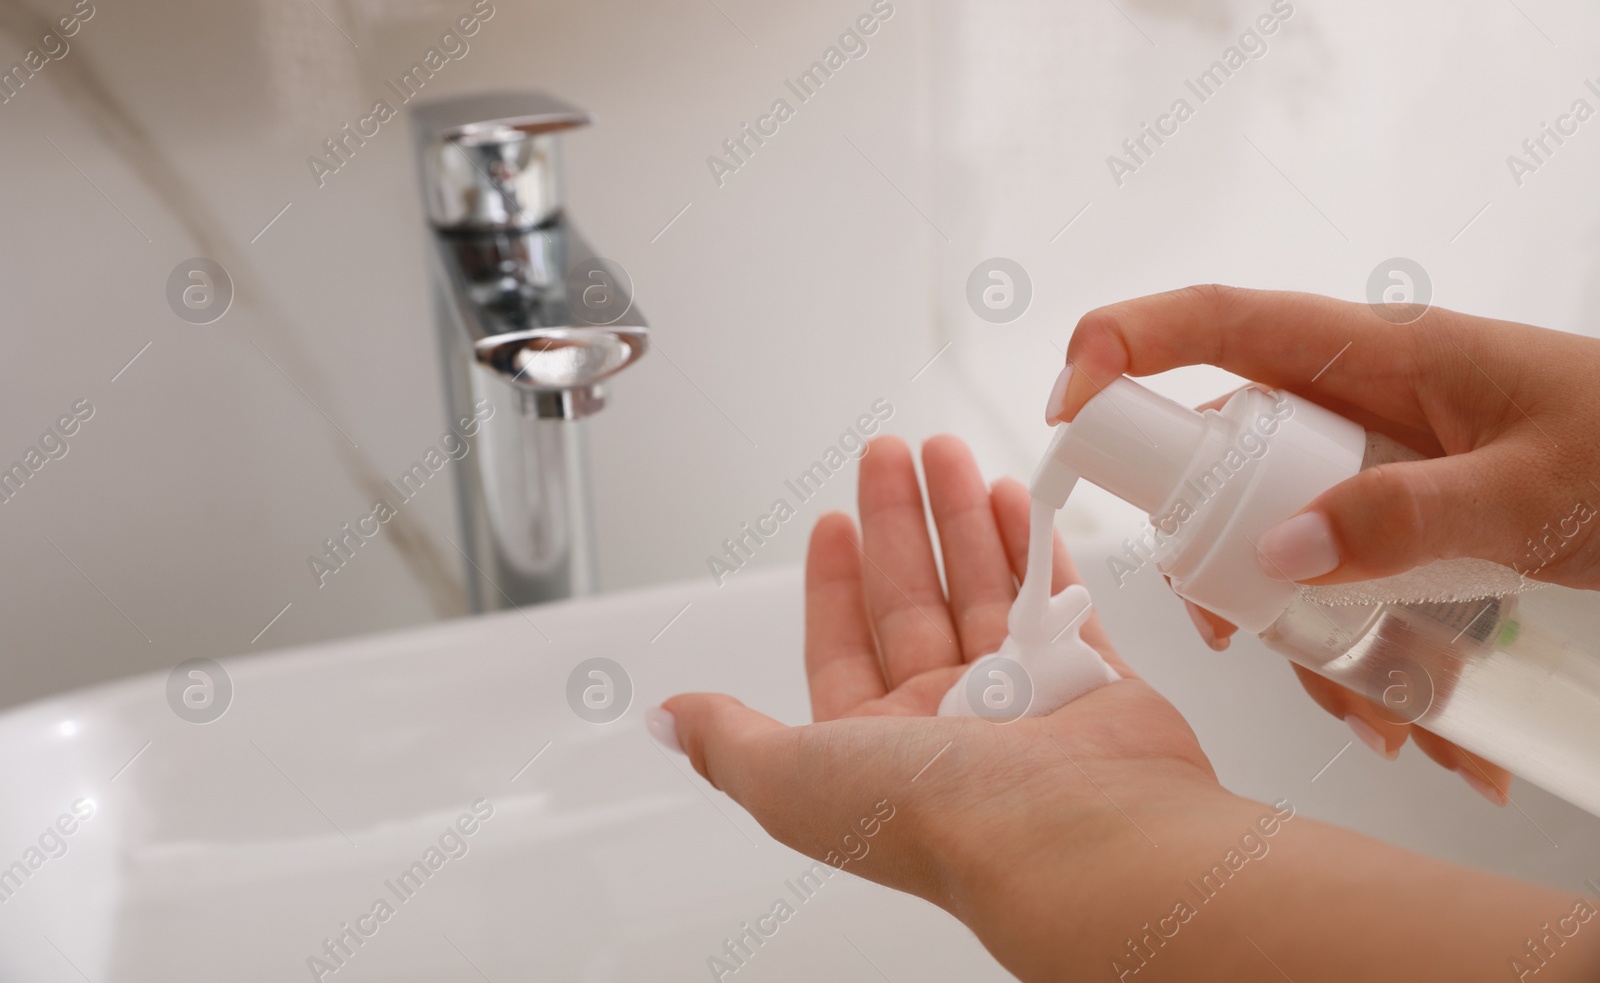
[[935, 766, 1243, 980]]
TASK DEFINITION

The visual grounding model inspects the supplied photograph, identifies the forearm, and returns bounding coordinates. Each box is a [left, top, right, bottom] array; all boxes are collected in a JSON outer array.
[[953, 790, 1600, 982]]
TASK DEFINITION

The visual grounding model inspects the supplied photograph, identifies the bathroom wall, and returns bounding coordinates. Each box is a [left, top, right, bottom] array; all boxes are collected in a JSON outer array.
[[0, 0, 938, 706], [3, 0, 1599, 707]]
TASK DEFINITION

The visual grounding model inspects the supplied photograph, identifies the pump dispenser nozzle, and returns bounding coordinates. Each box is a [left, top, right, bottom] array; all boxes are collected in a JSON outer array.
[[1030, 378, 1206, 512]]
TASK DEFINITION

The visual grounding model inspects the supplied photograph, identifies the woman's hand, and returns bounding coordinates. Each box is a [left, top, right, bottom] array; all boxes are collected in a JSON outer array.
[[660, 434, 1230, 976], [655, 432, 1594, 982], [1046, 285, 1600, 802], [1050, 284, 1600, 589]]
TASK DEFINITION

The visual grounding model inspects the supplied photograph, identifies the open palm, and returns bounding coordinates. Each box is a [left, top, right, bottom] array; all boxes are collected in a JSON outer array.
[[663, 435, 1228, 945], [806, 434, 1147, 720]]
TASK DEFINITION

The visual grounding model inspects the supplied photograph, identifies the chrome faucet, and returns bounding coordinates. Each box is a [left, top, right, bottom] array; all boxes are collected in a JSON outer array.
[[411, 92, 647, 611]]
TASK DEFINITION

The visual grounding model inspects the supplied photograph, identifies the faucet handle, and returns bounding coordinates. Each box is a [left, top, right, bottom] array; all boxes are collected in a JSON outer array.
[[412, 92, 591, 231]]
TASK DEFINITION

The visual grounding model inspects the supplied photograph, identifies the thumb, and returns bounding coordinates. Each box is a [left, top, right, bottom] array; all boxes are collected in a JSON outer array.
[[1255, 444, 1537, 584], [658, 693, 796, 811]]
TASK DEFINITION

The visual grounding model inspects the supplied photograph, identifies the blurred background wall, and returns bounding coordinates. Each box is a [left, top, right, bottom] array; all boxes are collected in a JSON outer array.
[[0, 0, 1597, 708]]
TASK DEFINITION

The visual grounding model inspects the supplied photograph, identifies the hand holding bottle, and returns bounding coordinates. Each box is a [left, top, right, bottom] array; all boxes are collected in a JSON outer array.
[[1047, 285, 1600, 799]]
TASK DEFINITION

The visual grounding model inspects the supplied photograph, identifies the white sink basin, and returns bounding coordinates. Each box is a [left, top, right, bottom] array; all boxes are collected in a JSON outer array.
[[2, 540, 1596, 982]]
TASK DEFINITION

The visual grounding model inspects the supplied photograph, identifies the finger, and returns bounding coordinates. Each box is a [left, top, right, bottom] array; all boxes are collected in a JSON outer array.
[[990, 476, 1125, 670], [1289, 664, 1407, 759], [921, 435, 1017, 661], [660, 694, 795, 811], [804, 512, 888, 721], [1288, 661, 1513, 802], [1409, 728, 1513, 806], [1256, 441, 1548, 584], [1163, 572, 1241, 652], [1055, 286, 1435, 428], [857, 437, 961, 688], [1183, 598, 1237, 652]]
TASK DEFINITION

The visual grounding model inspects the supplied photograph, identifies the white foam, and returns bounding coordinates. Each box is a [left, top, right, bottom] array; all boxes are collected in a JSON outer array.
[[938, 497, 1119, 719]]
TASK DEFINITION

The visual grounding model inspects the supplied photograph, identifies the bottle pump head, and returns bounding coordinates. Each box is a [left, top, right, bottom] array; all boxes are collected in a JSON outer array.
[[1030, 376, 1368, 633], [1031, 378, 1205, 512]]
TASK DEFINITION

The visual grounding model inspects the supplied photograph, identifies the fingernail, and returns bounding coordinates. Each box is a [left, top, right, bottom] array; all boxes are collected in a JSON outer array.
[[1256, 512, 1339, 582], [1044, 365, 1073, 425], [646, 707, 682, 754], [1344, 714, 1396, 760], [1184, 600, 1228, 651], [1456, 766, 1507, 806]]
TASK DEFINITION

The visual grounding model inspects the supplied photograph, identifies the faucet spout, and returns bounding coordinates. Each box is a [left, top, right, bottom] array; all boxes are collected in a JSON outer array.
[[412, 92, 647, 610]]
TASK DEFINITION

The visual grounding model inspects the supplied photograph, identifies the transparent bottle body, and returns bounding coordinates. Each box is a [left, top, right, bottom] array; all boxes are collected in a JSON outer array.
[[1257, 433, 1600, 815], [1261, 588, 1600, 814]]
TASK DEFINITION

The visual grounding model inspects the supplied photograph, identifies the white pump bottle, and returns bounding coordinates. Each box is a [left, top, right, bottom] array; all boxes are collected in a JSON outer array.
[[1039, 377, 1600, 817]]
